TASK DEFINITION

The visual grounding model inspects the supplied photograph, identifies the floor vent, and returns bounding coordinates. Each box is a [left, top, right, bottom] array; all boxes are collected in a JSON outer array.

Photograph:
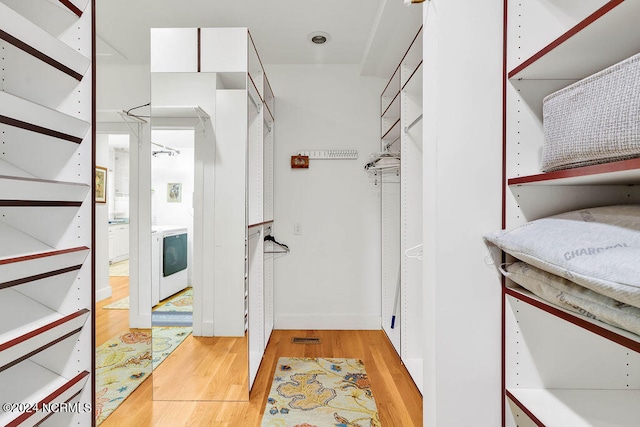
[[291, 337, 321, 344]]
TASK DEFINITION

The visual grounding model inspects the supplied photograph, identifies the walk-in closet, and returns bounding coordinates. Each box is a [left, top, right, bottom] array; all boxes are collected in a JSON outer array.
[[3, 0, 639, 426]]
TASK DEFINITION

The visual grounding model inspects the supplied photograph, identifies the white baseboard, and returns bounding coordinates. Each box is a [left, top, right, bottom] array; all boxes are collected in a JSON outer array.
[[274, 315, 381, 330], [95, 285, 112, 302]]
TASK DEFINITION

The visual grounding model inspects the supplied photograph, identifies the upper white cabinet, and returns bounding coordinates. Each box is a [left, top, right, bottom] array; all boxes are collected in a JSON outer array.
[[503, 1, 640, 425], [0, 0, 94, 424]]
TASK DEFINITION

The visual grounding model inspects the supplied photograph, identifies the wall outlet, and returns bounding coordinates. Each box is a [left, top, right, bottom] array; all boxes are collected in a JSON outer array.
[[294, 223, 302, 235]]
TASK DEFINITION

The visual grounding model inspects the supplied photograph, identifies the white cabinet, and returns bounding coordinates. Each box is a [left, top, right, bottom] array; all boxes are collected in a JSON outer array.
[[0, 0, 93, 424], [109, 224, 129, 262], [503, 1, 640, 424]]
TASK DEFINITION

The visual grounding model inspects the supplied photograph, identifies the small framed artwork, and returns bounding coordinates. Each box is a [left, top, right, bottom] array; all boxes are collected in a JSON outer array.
[[167, 183, 182, 203], [95, 166, 107, 203], [291, 155, 309, 169]]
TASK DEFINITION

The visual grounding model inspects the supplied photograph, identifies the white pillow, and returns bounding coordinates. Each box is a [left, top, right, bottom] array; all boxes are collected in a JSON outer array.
[[504, 261, 640, 337], [484, 205, 640, 309]]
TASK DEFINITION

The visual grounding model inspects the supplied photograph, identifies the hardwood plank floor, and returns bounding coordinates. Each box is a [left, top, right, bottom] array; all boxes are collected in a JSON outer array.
[[98, 277, 423, 426]]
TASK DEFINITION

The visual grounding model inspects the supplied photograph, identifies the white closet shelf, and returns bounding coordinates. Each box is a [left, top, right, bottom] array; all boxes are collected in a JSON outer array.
[[0, 363, 89, 426], [0, 2, 90, 80], [506, 289, 640, 353], [248, 72, 264, 103], [0, 289, 87, 345], [509, 0, 640, 80], [507, 388, 640, 427], [0, 307, 89, 372], [0, 244, 89, 289], [0, 91, 90, 144], [151, 105, 209, 119], [508, 158, 640, 186], [0, 175, 90, 206], [382, 92, 400, 119], [382, 119, 401, 145]]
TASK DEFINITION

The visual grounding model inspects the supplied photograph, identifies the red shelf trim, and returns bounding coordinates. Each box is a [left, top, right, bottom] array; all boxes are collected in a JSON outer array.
[[6, 370, 89, 427], [505, 287, 640, 353], [0, 115, 84, 144], [0, 200, 83, 207], [507, 158, 640, 185], [248, 30, 274, 101], [0, 246, 89, 266], [0, 264, 82, 290], [508, 0, 625, 78], [58, 0, 84, 17], [0, 29, 84, 81], [401, 60, 423, 91], [380, 26, 423, 96], [0, 309, 89, 352], [505, 390, 545, 427], [248, 220, 274, 228], [381, 90, 400, 119], [0, 327, 83, 373], [381, 118, 400, 140]]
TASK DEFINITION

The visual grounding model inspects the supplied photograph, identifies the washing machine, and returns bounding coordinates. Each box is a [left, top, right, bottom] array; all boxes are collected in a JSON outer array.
[[152, 226, 188, 306]]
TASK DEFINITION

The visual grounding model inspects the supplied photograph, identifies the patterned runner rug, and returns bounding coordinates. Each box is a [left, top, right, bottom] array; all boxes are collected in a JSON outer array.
[[95, 326, 192, 425], [104, 287, 193, 311], [261, 357, 381, 427]]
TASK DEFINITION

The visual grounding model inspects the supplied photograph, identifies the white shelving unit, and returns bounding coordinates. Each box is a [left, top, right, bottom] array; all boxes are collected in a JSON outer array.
[[503, 1, 640, 424], [0, 0, 93, 424], [379, 26, 423, 393], [150, 27, 275, 390]]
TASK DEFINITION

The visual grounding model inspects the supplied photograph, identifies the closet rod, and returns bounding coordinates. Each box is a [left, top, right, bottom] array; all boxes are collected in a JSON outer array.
[[404, 114, 423, 133]]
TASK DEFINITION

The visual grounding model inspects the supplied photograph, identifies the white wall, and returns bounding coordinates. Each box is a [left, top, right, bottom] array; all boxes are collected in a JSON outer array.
[[268, 64, 385, 329], [95, 134, 111, 302], [151, 129, 195, 285]]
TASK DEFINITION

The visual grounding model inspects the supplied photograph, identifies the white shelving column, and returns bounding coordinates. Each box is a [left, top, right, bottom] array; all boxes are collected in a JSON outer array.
[[0, 0, 94, 425], [503, 1, 640, 425], [400, 30, 423, 392], [380, 55, 402, 359], [377, 26, 423, 392], [154, 27, 276, 389]]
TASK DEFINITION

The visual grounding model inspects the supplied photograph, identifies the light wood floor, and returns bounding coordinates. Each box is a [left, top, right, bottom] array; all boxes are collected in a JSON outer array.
[[97, 277, 423, 426]]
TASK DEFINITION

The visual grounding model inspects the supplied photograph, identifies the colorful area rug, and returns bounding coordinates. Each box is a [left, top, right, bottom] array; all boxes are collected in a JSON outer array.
[[103, 288, 193, 311], [154, 287, 193, 312], [109, 260, 129, 276], [95, 326, 192, 425], [103, 296, 129, 310], [261, 357, 380, 427]]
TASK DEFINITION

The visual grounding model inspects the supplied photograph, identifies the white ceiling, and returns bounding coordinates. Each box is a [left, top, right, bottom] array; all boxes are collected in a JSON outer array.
[[95, 0, 422, 78]]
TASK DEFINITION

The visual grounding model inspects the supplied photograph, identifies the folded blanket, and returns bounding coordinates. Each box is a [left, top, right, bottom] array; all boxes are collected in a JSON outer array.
[[503, 261, 640, 337]]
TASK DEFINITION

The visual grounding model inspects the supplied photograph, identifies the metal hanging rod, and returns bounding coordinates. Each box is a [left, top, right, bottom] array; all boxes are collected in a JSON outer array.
[[404, 113, 423, 133]]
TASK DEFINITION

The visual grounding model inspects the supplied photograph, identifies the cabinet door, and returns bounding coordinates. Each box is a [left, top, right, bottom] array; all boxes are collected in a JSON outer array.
[[109, 228, 117, 260]]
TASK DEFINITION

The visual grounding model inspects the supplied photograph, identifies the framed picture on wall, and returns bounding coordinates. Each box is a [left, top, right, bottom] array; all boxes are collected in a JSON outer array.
[[95, 166, 107, 204], [167, 183, 182, 203]]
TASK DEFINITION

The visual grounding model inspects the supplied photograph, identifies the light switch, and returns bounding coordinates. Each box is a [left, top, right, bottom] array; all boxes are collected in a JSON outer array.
[[294, 223, 302, 235]]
